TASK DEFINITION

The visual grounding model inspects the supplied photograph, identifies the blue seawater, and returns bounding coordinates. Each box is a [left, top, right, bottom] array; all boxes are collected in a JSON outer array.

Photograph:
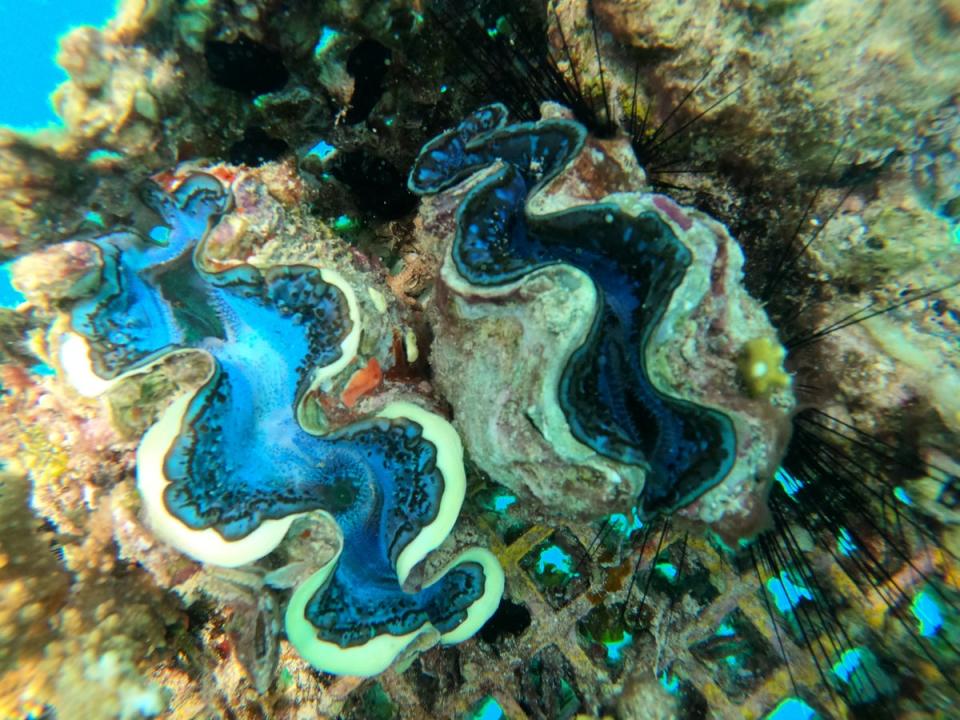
[[0, 0, 117, 129]]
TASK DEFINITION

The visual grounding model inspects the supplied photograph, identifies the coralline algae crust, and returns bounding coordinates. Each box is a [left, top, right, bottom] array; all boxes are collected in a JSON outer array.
[[413, 104, 793, 535]]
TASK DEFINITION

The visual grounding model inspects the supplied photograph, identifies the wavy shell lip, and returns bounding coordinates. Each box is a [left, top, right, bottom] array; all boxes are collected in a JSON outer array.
[[413, 104, 794, 537]]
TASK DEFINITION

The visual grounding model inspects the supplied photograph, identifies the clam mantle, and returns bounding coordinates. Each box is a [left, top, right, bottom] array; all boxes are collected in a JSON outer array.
[[16, 170, 503, 677]]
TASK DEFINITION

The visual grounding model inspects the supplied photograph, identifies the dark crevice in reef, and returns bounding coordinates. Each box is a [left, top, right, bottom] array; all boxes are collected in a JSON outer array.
[[228, 127, 290, 167], [425, 0, 607, 132], [836, 153, 899, 187], [479, 598, 532, 645], [205, 35, 290, 97], [185, 596, 217, 632], [342, 680, 397, 719], [328, 149, 417, 220], [344, 39, 392, 124], [517, 644, 584, 720], [405, 648, 464, 712]]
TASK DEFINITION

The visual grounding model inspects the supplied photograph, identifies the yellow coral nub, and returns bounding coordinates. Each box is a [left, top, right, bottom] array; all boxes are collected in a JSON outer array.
[[738, 337, 791, 398]]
